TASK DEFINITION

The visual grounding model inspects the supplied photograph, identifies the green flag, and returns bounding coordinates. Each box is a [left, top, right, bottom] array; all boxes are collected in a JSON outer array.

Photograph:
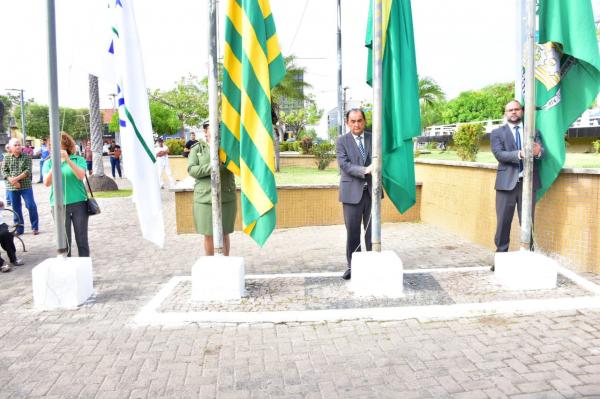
[[221, 0, 286, 246], [366, 0, 421, 213], [535, 0, 600, 200]]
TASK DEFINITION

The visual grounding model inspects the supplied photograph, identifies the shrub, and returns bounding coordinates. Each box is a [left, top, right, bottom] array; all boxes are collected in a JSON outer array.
[[280, 142, 288, 152], [451, 123, 484, 161], [312, 142, 336, 170], [165, 138, 184, 155], [593, 139, 600, 154], [299, 137, 313, 155]]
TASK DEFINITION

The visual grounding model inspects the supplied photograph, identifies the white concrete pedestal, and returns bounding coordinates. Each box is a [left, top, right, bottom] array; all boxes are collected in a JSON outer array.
[[495, 251, 558, 290], [350, 251, 404, 297], [191, 256, 245, 301], [32, 257, 94, 310]]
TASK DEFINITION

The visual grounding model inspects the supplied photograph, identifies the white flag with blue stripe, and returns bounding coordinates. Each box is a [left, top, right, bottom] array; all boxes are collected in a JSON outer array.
[[104, 0, 164, 247]]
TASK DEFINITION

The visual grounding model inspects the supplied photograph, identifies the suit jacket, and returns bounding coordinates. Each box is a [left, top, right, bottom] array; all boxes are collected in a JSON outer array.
[[490, 124, 544, 191], [336, 132, 372, 204]]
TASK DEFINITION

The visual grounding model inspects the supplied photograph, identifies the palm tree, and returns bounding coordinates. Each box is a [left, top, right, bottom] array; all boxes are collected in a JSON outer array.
[[88, 74, 117, 190], [271, 55, 311, 171], [418, 76, 446, 129]]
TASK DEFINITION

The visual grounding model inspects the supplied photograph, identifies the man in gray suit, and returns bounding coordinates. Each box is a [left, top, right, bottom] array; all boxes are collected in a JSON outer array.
[[491, 100, 544, 266], [336, 109, 372, 280]]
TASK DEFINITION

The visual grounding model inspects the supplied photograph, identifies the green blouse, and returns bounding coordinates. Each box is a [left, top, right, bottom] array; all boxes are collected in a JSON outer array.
[[43, 155, 88, 206]]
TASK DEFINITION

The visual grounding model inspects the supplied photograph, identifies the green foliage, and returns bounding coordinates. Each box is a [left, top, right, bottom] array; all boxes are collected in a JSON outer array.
[[280, 141, 299, 152], [328, 126, 339, 141], [299, 136, 313, 155], [0, 95, 11, 131], [452, 123, 485, 161], [151, 74, 208, 128], [14, 103, 89, 140], [149, 101, 181, 135], [60, 108, 90, 140], [108, 112, 120, 133], [593, 139, 600, 154], [279, 100, 323, 136], [165, 138, 184, 156], [297, 127, 317, 141], [15, 103, 48, 138], [312, 142, 336, 170], [441, 82, 514, 124], [271, 55, 312, 115]]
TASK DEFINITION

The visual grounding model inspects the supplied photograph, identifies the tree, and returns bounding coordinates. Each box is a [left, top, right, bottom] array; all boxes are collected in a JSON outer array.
[[109, 99, 181, 136], [279, 100, 323, 138], [15, 103, 49, 138], [271, 55, 312, 171], [0, 95, 12, 134], [60, 108, 89, 140], [441, 82, 514, 123], [419, 76, 446, 128], [151, 74, 208, 134]]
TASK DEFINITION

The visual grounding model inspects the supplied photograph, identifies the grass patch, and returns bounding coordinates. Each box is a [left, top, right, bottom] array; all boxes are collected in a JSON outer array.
[[418, 150, 600, 169], [234, 167, 339, 186], [93, 189, 133, 198]]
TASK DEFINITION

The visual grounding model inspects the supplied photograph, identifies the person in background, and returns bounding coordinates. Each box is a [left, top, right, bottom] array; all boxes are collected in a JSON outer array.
[[188, 123, 237, 256], [108, 140, 122, 178], [155, 138, 174, 188], [0, 198, 24, 272], [38, 138, 49, 183], [84, 141, 93, 176], [43, 132, 90, 257], [183, 132, 198, 158], [2, 138, 39, 236]]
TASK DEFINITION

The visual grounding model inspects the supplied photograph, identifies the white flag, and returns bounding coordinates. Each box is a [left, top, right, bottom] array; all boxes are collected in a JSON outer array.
[[103, 0, 165, 247]]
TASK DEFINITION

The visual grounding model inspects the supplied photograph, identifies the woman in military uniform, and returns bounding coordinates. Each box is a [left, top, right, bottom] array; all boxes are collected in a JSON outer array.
[[187, 124, 237, 255]]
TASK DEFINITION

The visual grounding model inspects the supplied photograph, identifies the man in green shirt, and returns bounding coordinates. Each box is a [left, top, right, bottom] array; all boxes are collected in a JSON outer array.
[[2, 138, 39, 235]]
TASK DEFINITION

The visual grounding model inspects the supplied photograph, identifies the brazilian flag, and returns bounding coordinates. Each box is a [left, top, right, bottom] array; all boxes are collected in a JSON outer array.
[[366, 0, 421, 213], [221, 0, 285, 246], [535, 0, 600, 201]]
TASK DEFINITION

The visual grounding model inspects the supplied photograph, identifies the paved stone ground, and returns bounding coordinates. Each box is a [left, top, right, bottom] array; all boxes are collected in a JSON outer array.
[[1, 177, 600, 398]]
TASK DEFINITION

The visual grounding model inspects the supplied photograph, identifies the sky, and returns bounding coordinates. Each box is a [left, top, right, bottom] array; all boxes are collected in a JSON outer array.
[[1, 0, 599, 132]]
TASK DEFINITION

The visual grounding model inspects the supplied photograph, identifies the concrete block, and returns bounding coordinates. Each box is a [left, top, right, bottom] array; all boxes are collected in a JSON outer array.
[[191, 256, 245, 301], [495, 251, 558, 290], [350, 250, 404, 297], [32, 257, 94, 310]]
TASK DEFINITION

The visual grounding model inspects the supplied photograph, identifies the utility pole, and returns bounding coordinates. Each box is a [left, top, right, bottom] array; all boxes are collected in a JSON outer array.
[[337, 0, 344, 136], [46, 0, 67, 254], [520, 0, 536, 250], [371, 0, 383, 252], [208, 0, 223, 255], [5, 89, 27, 145]]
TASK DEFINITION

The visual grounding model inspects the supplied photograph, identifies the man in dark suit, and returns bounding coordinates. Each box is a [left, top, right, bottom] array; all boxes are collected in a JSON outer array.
[[336, 109, 372, 280], [491, 100, 544, 267]]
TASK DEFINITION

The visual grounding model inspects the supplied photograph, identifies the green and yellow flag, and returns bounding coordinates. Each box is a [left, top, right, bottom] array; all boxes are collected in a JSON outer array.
[[535, 0, 600, 201], [366, 0, 421, 213], [221, 0, 285, 246]]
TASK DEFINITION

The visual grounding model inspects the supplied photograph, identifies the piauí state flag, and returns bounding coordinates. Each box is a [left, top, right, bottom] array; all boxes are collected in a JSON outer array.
[[221, 0, 286, 246], [535, 0, 600, 200], [366, 0, 421, 213], [105, 0, 165, 247]]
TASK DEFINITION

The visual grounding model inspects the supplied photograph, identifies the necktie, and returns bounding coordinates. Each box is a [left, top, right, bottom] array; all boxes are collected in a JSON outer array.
[[515, 126, 523, 173], [357, 136, 366, 163]]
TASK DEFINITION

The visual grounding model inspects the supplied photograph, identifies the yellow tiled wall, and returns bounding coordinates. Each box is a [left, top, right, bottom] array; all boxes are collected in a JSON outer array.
[[415, 161, 600, 273], [175, 185, 421, 235]]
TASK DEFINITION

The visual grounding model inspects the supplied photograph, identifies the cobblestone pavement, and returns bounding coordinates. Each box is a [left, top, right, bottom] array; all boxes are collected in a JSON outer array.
[[1, 180, 600, 398]]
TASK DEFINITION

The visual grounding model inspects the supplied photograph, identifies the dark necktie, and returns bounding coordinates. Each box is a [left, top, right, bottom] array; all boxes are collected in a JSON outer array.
[[357, 136, 366, 163], [515, 126, 523, 173]]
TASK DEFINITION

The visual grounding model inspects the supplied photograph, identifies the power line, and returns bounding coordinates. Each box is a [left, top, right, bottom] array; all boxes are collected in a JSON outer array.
[[289, 0, 310, 52]]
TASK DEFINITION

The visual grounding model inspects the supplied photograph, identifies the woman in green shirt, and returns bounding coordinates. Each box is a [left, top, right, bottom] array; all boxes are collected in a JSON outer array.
[[43, 132, 90, 257]]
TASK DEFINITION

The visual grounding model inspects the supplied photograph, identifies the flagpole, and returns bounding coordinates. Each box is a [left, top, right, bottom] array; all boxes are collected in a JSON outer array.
[[520, 0, 536, 250], [336, 0, 344, 136], [371, 0, 383, 252], [208, 0, 224, 255], [46, 0, 67, 255]]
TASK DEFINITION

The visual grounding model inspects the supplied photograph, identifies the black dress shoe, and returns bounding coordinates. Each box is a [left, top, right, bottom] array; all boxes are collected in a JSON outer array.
[[342, 268, 351, 280], [490, 265, 495, 272]]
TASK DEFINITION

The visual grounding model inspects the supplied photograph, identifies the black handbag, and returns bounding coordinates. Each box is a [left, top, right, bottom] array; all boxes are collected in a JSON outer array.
[[84, 175, 101, 216]]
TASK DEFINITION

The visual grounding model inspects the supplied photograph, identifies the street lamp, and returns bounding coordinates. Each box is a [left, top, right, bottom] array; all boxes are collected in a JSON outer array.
[[4, 88, 27, 145]]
